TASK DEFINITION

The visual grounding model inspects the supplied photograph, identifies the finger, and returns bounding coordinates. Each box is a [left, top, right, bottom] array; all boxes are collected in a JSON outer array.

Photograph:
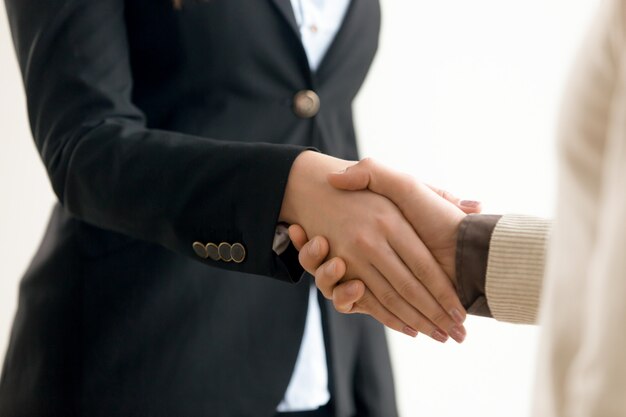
[[309, 250, 446, 343], [297, 236, 330, 276], [424, 184, 483, 215], [390, 231, 467, 343], [288, 224, 309, 251], [356, 262, 450, 343], [426, 184, 460, 206], [371, 238, 466, 343], [314, 257, 347, 299], [321, 267, 415, 339], [345, 285, 425, 339], [331, 279, 365, 310], [458, 199, 483, 214]]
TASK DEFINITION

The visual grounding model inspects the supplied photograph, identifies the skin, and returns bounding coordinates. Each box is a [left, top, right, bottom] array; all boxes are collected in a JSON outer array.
[[286, 157, 481, 342]]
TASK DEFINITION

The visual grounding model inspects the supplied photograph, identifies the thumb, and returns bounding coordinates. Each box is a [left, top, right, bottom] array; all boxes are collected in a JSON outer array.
[[327, 162, 369, 191], [329, 158, 420, 206]]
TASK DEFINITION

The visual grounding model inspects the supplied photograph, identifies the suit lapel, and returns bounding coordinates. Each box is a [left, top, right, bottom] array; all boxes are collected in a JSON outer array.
[[316, 0, 379, 82], [270, 0, 300, 37]]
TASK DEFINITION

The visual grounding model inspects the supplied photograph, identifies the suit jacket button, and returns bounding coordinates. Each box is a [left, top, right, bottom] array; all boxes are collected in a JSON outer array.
[[218, 242, 232, 262], [206, 243, 220, 261], [230, 243, 246, 263], [192, 241, 209, 259], [293, 90, 320, 118]]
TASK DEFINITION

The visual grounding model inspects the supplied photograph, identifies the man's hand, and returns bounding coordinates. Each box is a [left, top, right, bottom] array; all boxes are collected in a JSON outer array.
[[288, 158, 480, 342], [280, 152, 467, 343]]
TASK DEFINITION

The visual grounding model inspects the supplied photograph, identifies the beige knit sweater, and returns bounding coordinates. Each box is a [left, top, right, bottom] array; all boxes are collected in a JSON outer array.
[[484, 0, 626, 415], [486, 214, 551, 324]]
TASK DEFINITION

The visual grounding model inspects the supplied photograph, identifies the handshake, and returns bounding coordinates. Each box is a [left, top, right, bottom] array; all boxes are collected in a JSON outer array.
[[280, 152, 482, 345]]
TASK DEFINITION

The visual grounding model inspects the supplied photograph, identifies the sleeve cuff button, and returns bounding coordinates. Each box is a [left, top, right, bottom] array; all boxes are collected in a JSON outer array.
[[231, 243, 246, 263], [218, 242, 233, 262], [192, 241, 209, 259], [206, 243, 220, 261]]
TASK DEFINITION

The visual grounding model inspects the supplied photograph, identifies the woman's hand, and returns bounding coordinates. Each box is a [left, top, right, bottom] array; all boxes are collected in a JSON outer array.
[[280, 152, 467, 343]]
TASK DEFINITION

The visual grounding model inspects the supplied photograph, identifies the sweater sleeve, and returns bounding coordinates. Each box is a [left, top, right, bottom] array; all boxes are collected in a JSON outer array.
[[485, 214, 551, 324]]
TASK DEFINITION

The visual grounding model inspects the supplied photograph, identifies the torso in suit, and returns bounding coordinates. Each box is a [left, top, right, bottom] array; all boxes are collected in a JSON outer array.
[[0, 1, 397, 416]]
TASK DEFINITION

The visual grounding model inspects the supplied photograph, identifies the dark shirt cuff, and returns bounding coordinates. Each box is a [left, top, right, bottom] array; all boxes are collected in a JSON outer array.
[[455, 214, 502, 317]]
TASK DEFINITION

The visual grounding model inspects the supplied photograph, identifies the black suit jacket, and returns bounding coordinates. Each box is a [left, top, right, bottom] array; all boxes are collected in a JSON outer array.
[[1, 1, 397, 416]]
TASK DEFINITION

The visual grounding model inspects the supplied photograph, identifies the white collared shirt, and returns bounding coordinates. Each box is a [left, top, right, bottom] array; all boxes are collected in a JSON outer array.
[[276, 0, 351, 412], [290, 0, 352, 71]]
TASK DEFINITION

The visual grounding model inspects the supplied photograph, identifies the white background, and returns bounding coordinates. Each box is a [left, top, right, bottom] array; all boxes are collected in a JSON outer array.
[[0, 1, 597, 415]]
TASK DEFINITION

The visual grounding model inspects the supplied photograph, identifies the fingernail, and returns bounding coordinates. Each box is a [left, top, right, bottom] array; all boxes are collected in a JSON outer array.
[[449, 326, 466, 343], [403, 326, 418, 338], [459, 200, 480, 208], [309, 239, 320, 257], [325, 260, 336, 276], [431, 329, 448, 344], [450, 308, 465, 324]]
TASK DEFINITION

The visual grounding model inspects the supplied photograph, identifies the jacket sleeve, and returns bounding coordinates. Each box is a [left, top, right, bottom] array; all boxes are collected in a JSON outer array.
[[4, 0, 306, 282]]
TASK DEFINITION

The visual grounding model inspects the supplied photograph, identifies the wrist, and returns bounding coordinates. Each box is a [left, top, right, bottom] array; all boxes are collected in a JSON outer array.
[[279, 150, 316, 224], [279, 151, 352, 225]]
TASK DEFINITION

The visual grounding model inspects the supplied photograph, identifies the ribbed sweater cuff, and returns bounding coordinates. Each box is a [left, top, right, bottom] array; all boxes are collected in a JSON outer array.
[[486, 214, 551, 324]]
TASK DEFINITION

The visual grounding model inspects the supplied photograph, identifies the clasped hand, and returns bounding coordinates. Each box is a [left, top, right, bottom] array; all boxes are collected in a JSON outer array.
[[281, 154, 480, 343]]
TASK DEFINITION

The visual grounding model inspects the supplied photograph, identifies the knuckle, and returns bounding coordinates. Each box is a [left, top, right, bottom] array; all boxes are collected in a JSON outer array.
[[333, 288, 353, 306], [430, 310, 449, 327], [408, 316, 424, 332], [306, 239, 319, 258], [315, 266, 335, 287], [315, 278, 334, 299], [381, 316, 401, 331], [352, 233, 374, 252], [356, 293, 376, 312], [298, 252, 314, 274], [411, 259, 437, 283], [379, 289, 401, 307], [398, 280, 422, 301], [320, 288, 334, 301], [435, 291, 458, 308], [374, 213, 396, 234]]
